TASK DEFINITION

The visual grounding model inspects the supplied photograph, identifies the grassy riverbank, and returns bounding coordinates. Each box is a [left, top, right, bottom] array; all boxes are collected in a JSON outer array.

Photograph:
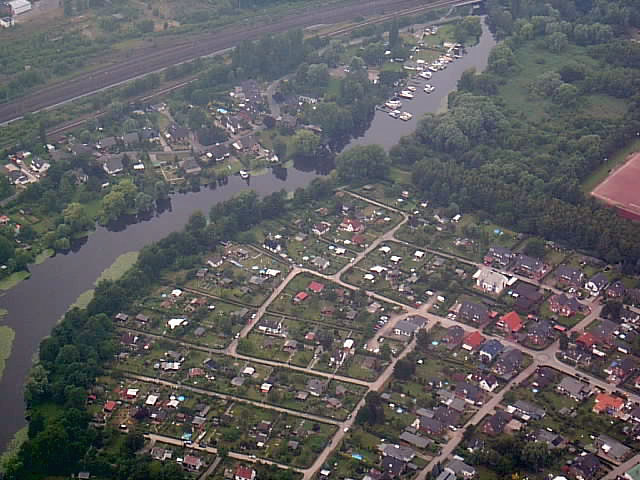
[[0, 326, 15, 382], [68, 251, 140, 310]]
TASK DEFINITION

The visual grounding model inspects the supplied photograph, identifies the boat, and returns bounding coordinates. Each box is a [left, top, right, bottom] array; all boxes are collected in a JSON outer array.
[[385, 99, 402, 109], [429, 65, 439, 72], [407, 86, 417, 92], [399, 112, 413, 121], [424, 85, 435, 94], [239, 170, 250, 179], [419, 71, 432, 80], [388, 110, 401, 118], [399, 90, 414, 99]]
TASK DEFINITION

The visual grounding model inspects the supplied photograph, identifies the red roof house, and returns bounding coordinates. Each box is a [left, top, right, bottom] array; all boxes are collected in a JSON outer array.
[[104, 400, 117, 413], [294, 291, 309, 303], [340, 218, 364, 233], [235, 465, 256, 480], [462, 331, 486, 351], [308, 281, 325, 293], [498, 311, 523, 333], [576, 332, 598, 350], [593, 393, 624, 415]]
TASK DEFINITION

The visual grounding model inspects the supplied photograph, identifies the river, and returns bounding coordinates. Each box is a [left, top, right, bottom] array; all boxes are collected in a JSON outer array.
[[0, 19, 495, 452]]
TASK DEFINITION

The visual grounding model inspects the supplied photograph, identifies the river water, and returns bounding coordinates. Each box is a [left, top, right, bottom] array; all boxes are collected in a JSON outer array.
[[0, 20, 495, 452]]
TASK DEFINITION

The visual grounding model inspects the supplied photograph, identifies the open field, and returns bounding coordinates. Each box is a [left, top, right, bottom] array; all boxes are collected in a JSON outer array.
[[591, 151, 640, 220], [583, 139, 640, 193]]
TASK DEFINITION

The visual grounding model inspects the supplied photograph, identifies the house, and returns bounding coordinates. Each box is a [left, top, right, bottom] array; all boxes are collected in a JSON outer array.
[[549, 294, 586, 317], [569, 453, 601, 480], [554, 265, 585, 287], [277, 114, 298, 130], [606, 357, 637, 380], [8, 0, 31, 15], [306, 378, 328, 397], [509, 400, 545, 421], [104, 400, 117, 413], [534, 429, 564, 448], [180, 158, 202, 175], [513, 254, 545, 278], [445, 459, 476, 478], [312, 222, 331, 236], [210, 144, 231, 162], [237, 134, 260, 153], [606, 281, 626, 298], [595, 435, 631, 462], [479, 339, 504, 363], [308, 281, 325, 293], [258, 318, 282, 335], [493, 349, 523, 379], [474, 267, 509, 294], [381, 456, 406, 477], [151, 447, 173, 461], [484, 246, 514, 266], [339, 218, 364, 233], [417, 416, 445, 436], [234, 465, 256, 480], [458, 301, 489, 325], [462, 331, 486, 351], [556, 376, 590, 402], [469, 372, 499, 392], [399, 431, 431, 449], [527, 319, 554, 346], [497, 311, 523, 334], [103, 154, 124, 175], [98, 136, 118, 151], [168, 125, 189, 141], [312, 257, 330, 270], [483, 410, 511, 436], [589, 319, 618, 348], [585, 273, 608, 296], [592, 393, 624, 415], [294, 291, 309, 303], [122, 132, 140, 147], [454, 381, 483, 405], [513, 281, 543, 313], [443, 325, 465, 348], [394, 316, 427, 336], [381, 444, 416, 462]]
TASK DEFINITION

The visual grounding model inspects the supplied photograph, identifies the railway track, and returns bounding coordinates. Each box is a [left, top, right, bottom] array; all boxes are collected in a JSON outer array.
[[0, 0, 476, 127]]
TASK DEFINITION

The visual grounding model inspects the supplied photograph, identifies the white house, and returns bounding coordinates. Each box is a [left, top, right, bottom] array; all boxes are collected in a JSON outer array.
[[8, 0, 31, 15], [473, 267, 509, 295]]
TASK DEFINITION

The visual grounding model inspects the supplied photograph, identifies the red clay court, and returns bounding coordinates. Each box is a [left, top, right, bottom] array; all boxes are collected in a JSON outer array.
[[592, 152, 640, 221]]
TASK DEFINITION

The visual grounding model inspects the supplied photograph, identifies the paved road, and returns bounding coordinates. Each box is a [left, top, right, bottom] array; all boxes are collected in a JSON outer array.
[[0, 0, 465, 125], [603, 453, 640, 479]]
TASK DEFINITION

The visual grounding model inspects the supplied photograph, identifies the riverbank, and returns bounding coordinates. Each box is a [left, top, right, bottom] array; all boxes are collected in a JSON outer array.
[[0, 326, 15, 382], [68, 251, 140, 311]]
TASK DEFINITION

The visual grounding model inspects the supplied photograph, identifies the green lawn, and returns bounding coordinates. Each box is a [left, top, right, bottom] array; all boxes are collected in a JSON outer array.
[[0, 271, 30, 291], [582, 138, 640, 193]]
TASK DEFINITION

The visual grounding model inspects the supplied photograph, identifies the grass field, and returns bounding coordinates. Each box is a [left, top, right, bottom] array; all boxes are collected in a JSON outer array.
[[0, 271, 30, 291], [582, 138, 640, 193], [0, 326, 15, 382]]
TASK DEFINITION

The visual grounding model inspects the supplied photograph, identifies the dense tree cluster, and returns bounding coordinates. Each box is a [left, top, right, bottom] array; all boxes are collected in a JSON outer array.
[[390, 0, 640, 269], [467, 433, 559, 474]]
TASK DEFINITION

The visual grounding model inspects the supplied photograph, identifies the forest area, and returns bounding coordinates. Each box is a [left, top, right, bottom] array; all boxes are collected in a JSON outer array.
[[389, 0, 640, 270]]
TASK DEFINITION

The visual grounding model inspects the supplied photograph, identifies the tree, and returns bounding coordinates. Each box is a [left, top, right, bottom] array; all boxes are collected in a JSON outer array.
[[135, 192, 155, 214], [306, 63, 329, 88], [336, 145, 389, 183], [393, 357, 415, 380], [388, 17, 399, 48], [100, 190, 127, 224], [290, 130, 321, 161], [0, 235, 15, 264], [356, 392, 385, 425], [545, 31, 569, 53], [523, 237, 546, 258], [553, 82, 578, 107]]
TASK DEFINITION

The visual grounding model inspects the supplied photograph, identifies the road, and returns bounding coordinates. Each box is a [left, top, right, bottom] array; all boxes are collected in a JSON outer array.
[[123, 372, 341, 426], [145, 433, 305, 474], [0, 0, 471, 125], [603, 453, 640, 480]]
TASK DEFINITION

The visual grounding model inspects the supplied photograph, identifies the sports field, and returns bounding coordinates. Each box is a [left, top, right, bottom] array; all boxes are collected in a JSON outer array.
[[591, 152, 640, 220]]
